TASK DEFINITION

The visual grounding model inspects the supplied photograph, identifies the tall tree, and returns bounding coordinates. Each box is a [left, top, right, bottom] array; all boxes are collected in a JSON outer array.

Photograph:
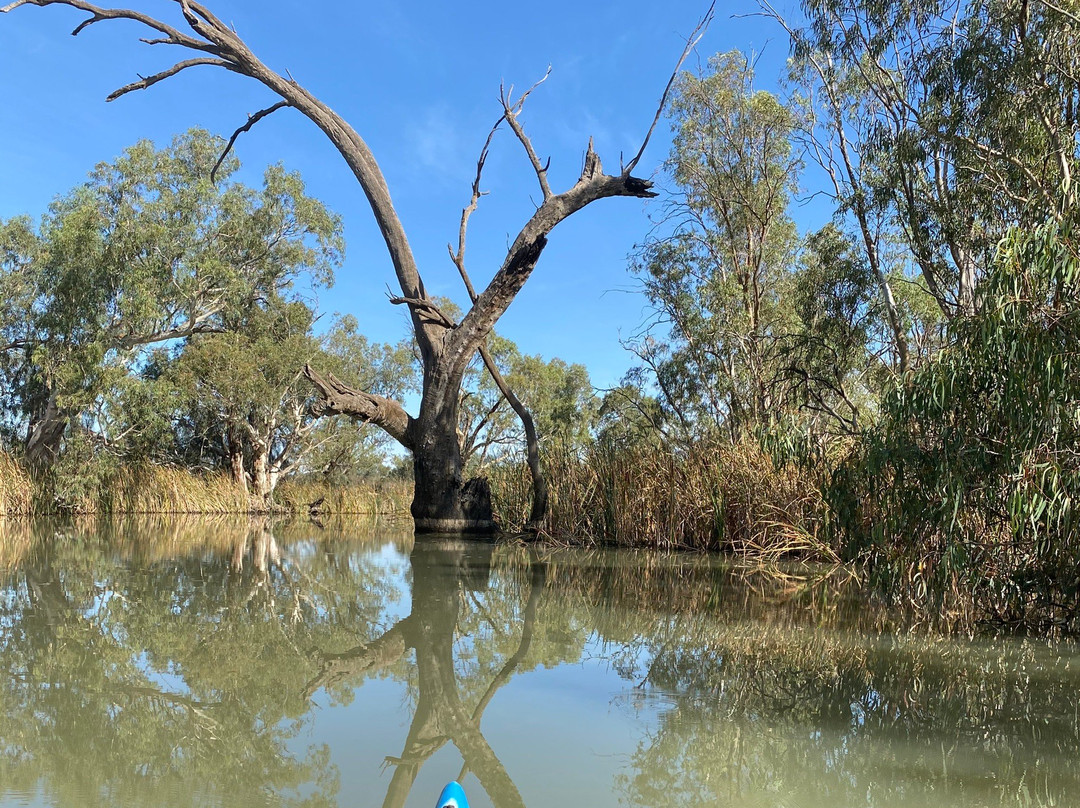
[[786, 0, 1080, 317], [0, 128, 342, 467], [2, 0, 713, 532], [630, 51, 802, 439], [169, 300, 323, 502]]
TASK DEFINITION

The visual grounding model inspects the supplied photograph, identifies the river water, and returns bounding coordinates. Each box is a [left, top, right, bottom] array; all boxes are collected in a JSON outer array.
[[0, 516, 1077, 808]]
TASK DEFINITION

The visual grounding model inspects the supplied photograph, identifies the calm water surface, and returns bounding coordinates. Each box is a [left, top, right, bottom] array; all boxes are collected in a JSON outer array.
[[0, 517, 1077, 808]]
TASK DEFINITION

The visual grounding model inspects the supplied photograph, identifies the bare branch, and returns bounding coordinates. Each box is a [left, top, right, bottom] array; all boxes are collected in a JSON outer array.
[[388, 295, 456, 329], [450, 144, 656, 374], [3, 0, 215, 51], [107, 57, 236, 101], [211, 100, 291, 181], [501, 67, 553, 200], [451, 114, 504, 299], [303, 364, 415, 450], [2, 0, 440, 364], [476, 343, 548, 529], [623, 0, 716, 175], [1031, 0, 1080, 26]]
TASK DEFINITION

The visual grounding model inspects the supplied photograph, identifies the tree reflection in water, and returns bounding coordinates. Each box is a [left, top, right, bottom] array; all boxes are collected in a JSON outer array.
[[0, 518, 550, 808], [0, 518, 1078, 808]]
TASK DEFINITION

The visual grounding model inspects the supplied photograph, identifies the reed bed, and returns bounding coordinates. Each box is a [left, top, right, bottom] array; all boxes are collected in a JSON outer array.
[[488, 439, 834, 559], [0, 451, 411, 516], [100, 465, 253, 514], [0, 452, 38, 515]]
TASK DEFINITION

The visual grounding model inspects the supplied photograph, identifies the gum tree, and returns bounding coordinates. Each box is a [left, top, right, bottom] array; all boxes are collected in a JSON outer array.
[[0, 129, 341, 467], [2, 0, 712, 532]]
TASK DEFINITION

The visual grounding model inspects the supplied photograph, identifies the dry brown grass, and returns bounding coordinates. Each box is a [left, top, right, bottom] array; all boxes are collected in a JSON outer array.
[[103, 465, 253, 513], [489, 439, 835, 559], [0, 452, 38, 515], [0, 451, 412, 516]]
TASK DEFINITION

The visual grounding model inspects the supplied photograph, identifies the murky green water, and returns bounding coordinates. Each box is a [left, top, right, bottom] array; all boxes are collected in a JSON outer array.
[[0, 516, 1078, 808]]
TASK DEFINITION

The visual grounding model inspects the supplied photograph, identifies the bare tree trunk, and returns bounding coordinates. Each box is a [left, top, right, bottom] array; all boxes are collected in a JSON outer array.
[[954, 245, 977, 317], [250, 441, 272, 507], [4, 0, 711, 533], [411, 370, 495, 533], [230, 450, 247, 494], [226, 426, 248, 495], [25, 391, 67, 469]]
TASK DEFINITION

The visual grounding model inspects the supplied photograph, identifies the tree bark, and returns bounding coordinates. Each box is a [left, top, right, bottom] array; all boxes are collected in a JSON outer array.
[[24, 391, 68, 469], [226, 426, 247, 495], [411, 368, 495, 533], [250, 440, 272, 506]]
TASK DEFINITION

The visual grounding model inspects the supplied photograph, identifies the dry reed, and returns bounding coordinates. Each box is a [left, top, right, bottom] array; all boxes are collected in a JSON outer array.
[[0, 452, 38, 515], [489, 439, 835, 559], [0, 451, 411, 516]]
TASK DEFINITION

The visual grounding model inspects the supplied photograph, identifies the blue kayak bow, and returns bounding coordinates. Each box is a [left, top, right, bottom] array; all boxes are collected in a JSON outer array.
[[436, 781, 470, 808]]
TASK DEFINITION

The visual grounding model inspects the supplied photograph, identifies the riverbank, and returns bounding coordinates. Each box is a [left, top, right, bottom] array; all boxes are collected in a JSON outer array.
[[487, 439, 1080, 634], [0, 452, 411, 516]]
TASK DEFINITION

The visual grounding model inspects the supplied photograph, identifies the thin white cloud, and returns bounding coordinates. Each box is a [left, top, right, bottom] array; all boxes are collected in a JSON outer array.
[[404, 104, 473, 185]]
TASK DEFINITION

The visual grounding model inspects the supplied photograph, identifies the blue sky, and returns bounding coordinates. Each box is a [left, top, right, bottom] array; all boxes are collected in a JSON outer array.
[[0, 0, 810, 390]]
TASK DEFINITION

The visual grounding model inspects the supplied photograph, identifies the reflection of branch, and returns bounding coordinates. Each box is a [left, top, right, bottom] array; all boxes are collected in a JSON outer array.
[[469, 560, 545, 725], [467, 589, 510, 642], [303, 616, 413, 700], [380, 542, 527, 808], [448, 718, 525, 808], [105, 683, 221, 715]]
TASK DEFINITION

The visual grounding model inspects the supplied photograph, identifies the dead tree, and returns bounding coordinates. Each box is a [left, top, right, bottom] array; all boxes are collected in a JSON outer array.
[[3, 0, 713, 533]]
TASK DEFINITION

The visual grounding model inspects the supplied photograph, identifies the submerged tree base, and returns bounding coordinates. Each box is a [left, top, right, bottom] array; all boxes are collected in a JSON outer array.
[[413, 517, 498, 535]]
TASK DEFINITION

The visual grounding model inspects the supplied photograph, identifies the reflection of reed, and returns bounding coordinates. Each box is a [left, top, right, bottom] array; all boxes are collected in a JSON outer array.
[[521, 545, 878, 635], [0, 512, 415, 570], [511, 546, 1080, 808], [0, 519, 34, 570]]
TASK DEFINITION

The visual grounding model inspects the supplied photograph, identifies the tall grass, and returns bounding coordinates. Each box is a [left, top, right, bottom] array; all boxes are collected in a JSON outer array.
[[488, 439, 835, 559], [0, 452, 37, 515], [0, 450, 411, 516], [101, 465, 253, 513]]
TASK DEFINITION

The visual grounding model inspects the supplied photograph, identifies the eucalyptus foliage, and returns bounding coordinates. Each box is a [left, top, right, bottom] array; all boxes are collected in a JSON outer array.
[[0, 128, 343, 467], [798, 0, 1080, 316], [628, 53, 882, 442], [834, 218, 1080, 626]]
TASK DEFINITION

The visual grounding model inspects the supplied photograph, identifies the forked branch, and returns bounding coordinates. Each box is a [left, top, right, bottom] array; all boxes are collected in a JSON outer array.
[[450, 117, 549, 531], [449, 114, 504, 297], [501, 68, 553, 200], [1, 0, 212, 50]]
